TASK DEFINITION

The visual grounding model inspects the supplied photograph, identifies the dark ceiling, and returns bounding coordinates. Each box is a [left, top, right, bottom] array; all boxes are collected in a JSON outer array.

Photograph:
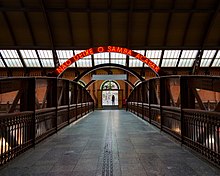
[[1, 0, 220, 50]]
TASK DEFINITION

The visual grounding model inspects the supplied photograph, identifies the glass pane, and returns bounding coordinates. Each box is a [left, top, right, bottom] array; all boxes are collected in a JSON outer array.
[[76, 59, 92, 67], [41, 59, 54, 67], [163, 50, 181, 58], [37, 50, 53, 58], [202, 50, 216, 58], [178, 59, 195, 67], [146, 50, 162, 58], [74, 50, 91, 59], [0, 59, 5, 67], [20, 50, 37, 58], [111, 59, 126, 65], [129, 58, 143, 67], [0, 50, 19, 58], [211, 59, 220, 67], [24, 59, 41, 67], [56, 50, 73, 58], [200, 59, 212, 67], [4, 59, 23, 67], [94, 52, 109, 59], [111, 53, 126, 59], [181, 50, 198, 58], [94, 59, 109, 65], [161, 59, 178, 67]]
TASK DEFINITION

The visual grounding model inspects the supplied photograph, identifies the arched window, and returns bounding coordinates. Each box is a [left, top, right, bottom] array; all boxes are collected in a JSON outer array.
[[100, 80, 120, 90]]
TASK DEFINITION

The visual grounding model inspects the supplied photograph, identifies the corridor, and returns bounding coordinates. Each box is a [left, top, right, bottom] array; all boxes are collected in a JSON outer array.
[[0, 110, 219, 176]]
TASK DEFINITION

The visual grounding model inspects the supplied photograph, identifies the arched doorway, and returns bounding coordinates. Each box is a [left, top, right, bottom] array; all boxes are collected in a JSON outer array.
[[101, 80, 120, 106]]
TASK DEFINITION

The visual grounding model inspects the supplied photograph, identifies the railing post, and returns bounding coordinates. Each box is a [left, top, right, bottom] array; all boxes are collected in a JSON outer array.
[[180, 76, 186, 145], [30, 78, 36, 146], [55, 78, 58, 133], [149, 80, 152, 124], [160, 78, 164, 131], [67, 81, 70, 125]]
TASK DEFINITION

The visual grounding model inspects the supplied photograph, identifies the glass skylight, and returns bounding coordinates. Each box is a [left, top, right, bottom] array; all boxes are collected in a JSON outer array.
[[94, 59, 109, 65], [212, 59, 220, 67], [94, 52, 109, 59], [163, 50, 181, 58], [202, 50, 216, 58], [4, 59, 23, 67], [75, 58, 92, 67], [74, 50, 91, 59], [161, 59, 178, 67], [0, 50, 19, 58], [24, 59, 41, 67], [111, 59, 126, 65], [146, 50, 162, 59], [110, 53, 126, 59], [56, 50, 73, 58], [178, 59, 195, 67], [37, 50, 53, 58], [0, 59, 5, 67], [20, 50, 38, 58], [59, 59, 75, 67], [200, 59, 212, 67], [129, 58, 143, 67], [181, 50, 198, 58], [94, 53, 109, 65], [41, 59, 54, 67], [211, 51, 220, 67]]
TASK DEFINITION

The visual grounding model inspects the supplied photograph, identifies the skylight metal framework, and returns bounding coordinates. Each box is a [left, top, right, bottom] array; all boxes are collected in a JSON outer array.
[[0, 49, 219, 69]]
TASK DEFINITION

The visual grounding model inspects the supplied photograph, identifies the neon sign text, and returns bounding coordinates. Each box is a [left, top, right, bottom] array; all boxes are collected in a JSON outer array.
[[53, 46, 161, 76]]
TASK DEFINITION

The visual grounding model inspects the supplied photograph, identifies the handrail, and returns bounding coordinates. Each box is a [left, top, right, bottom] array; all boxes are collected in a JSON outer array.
[[127, 76, 220, 167]]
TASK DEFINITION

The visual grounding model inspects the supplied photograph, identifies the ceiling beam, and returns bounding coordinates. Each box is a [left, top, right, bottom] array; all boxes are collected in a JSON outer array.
[[145, 0, 154, 47], [40, 0, 60, 68], [108, 0, 112, 64], [192, 0, 220, 73], [163, 0, 176, 46], [0, 45, 220, 50], [181, 0, 198, 47], [0, 7, 215, 13], [87, 0, 94, 67], [20, 0, 44, 72], [125, 0, 134, 67], [200, 2, 220, 49], [65, 0, 74, 47], [159, 50, 165, 67], [1, 11, 27, 71], [175, 50, 183, 68]]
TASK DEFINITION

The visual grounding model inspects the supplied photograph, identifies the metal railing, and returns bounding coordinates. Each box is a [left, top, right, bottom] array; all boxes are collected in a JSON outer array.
[[127, 76, 220, 166], [0, 77, 94, 165]]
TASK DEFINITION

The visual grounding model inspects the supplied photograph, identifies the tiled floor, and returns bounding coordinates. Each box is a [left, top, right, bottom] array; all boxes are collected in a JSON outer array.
[[0, 110, 219, 176]]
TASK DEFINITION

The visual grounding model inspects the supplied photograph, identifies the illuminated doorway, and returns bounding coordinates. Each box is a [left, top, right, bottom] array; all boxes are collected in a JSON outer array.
[[101, 81, 119, 106]]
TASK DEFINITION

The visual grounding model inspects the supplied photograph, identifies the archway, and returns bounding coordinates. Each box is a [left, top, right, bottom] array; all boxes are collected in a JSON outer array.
[[74, 63, 145, 82], [101, 80, 120, 106], [52, 46, 162, 77]]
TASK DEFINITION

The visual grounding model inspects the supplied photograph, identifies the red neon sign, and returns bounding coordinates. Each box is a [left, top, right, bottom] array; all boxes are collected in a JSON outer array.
[[53, 46, 161, 76]]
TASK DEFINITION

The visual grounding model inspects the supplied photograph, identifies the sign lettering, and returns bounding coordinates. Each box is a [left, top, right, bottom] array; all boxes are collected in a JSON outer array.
[[53, 46, 161, 76]]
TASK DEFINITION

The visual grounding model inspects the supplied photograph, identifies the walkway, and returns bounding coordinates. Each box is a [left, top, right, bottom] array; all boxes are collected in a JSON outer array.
[[0, 110, 219, 176]]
